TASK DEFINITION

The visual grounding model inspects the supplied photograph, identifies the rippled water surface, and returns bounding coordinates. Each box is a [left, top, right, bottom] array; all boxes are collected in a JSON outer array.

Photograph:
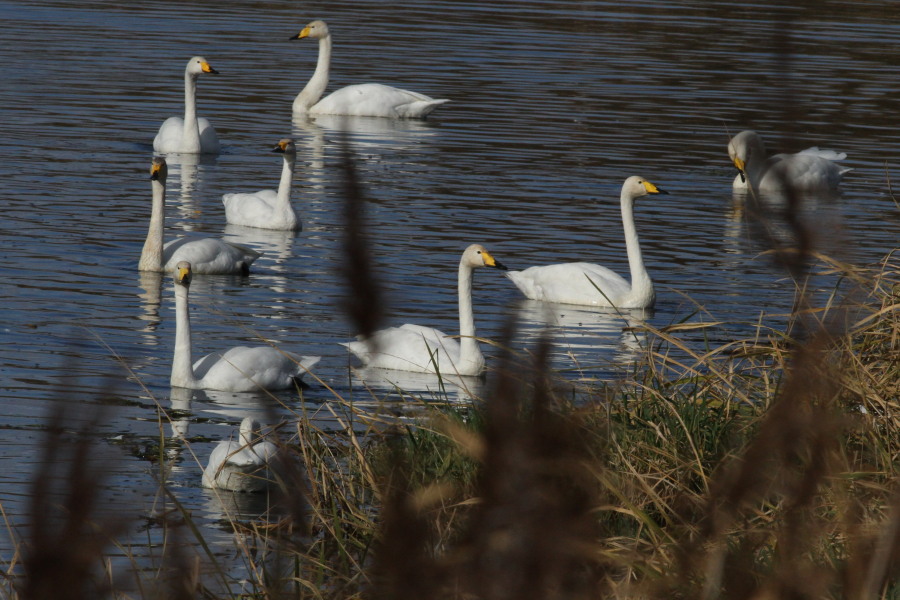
[[2, 0, 899, 587]]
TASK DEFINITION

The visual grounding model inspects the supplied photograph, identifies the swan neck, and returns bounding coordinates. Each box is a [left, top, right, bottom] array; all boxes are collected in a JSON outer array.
[[182, 70, 201, 152], [295, 34, 331, 112], [620, 190, 653, 303], [276, 154, 295, 208], [457, 259, 482, 370], [171, 283, 197, 388], [139, 180, 165, 271]]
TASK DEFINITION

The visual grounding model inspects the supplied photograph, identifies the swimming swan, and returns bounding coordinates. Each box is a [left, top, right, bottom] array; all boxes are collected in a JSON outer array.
[[139, 157, 260, 275], [506, 176, 667, 308], [170, 261, 320, 391], [728, 130, 850, 193], [290, 20, 449, 118], [342, 244, 507, 376], [222, 139, 301, 230], [153, 56, 221, 154], [202, 417, 278, 492]]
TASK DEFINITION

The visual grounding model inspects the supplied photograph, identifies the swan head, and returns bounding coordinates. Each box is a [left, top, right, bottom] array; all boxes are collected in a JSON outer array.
[[622, 175, 668, 200], [728, 130, 764, 181], [185, 56, 219, 77], [290, 20, 329, 41], [272, 138, 297, 154], [175, 261, 192, 287], [463, 244, 508, 271], [150, 156, 168, 183]]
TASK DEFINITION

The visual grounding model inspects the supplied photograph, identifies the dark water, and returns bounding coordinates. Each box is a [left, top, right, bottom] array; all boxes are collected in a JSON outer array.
[[2, 0, 898, 587]]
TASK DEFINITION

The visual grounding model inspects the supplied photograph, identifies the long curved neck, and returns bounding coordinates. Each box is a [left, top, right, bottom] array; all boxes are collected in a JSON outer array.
[[170, 283, 197, 388], [620, 190, 653, 304], [294, 34, 331, 112], [457, 260, 483, 370], [275, 154, 296, 217], [139, 180, 165, 271], [181, 70, 202, 152]]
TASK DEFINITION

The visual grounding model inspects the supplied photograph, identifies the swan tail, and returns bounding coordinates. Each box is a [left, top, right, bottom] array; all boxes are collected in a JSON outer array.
[[396, 98, 450, 118]]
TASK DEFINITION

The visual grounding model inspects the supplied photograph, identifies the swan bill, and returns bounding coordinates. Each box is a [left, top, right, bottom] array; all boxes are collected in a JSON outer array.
[[640, 180, 669, 195], [481, 250, 508, 271], [200, 60, 219, 74], [150, 157, 167, 181], [272, 138, 296, 153], [175, 261, 192, 286], [291, 25, 312, 40]]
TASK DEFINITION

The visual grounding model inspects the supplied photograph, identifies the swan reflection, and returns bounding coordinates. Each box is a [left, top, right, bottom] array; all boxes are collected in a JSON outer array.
[[514, 300, 649, 378], [159, 152, 218, 225], [350, 366, 483, 405]]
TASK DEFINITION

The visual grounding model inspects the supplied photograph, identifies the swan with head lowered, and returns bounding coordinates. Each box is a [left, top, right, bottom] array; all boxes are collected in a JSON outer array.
[[342, 244, 506, 376], [139, 157, 260, 275], [153, 56, 221, 154], [170, 261, 320, 392], [222, 139, 301, 230], [728, 130, 850, 193], [506, 176, 667, 308], [290, 20, 449, 118], [202, 417, 279, 492]]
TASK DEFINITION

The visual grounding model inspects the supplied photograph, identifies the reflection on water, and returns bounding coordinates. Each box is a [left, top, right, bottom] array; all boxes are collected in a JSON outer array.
[[514, 300, 649, 378], [350, 365, 484, 404]]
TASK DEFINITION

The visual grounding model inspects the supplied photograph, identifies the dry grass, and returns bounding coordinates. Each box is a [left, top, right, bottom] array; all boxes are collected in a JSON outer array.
[[3, 140, 900, 599]]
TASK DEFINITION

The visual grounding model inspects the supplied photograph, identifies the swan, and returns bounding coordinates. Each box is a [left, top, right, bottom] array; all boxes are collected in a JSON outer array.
[[222, 139, 301, 230], [139, 157, 261, 275], [506, 176, 667, 308], [342, 244, 506, 376], [728, 130, 850, 193], [153, 56, 221, 154], [170, 261, 320, 391], [202, 417, 278, 492], [290, 20, 449, 118]]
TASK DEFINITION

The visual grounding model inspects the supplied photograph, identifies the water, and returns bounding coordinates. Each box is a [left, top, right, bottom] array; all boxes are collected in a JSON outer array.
[[2, 0, 898, 589]]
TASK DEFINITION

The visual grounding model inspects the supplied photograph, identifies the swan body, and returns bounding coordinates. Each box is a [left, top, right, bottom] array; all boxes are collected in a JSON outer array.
[[342, 244, 506, 376], [202, 417, 278, 492], [506, 176, 667, 308], [170, 261, 320, 392], [153, 56, 221, 154], [728, 130, 850, 193], [139, 157, 260, 275], [222, 139, 301, 230], [290, 20, 449, 118]]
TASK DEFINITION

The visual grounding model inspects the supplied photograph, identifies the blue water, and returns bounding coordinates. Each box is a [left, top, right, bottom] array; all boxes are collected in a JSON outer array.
[[1, 0, 898, 590]]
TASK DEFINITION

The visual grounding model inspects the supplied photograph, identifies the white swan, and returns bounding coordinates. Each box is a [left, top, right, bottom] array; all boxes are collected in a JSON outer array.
[[290, 20, 449, 118], [139, 157, 261, 275], [202, 417, 278, 492], [506, 176, 667, 308], [222, 139, 301, 231], [153, 56, 221, 154], [728, 130, 850, 193], [342, 244, 506, 376], [170, 261, 320, 391]]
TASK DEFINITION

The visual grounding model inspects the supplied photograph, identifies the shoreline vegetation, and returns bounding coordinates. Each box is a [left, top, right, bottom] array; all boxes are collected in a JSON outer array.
[[3, 150, 899, 599]]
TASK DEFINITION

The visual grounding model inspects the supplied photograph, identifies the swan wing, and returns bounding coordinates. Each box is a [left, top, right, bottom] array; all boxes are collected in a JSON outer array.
[[197, 117, 220, 153], [760, 152, 850, 192], [222, 190, 284, 229], [153, 117, 185, 153], [163, 237, 261, 275], [342, 325, 460, 373], [312, 83, 449, 118], [193, 346, 319, 392], [506, 262, 632, 307]]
